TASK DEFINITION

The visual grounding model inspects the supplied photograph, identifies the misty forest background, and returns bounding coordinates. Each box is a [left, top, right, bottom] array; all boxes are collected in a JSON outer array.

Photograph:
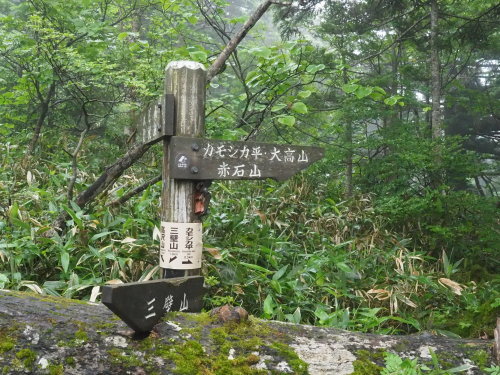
[[0, 0, 499, 339]]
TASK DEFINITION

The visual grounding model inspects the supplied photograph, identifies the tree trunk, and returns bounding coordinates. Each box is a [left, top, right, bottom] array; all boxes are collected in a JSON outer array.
[[342, 51, 353, 198], [27, 83, 56, 155], [430, 0, 442, 139], [344, 121, 353, 198], [0, 290, 495, 374]]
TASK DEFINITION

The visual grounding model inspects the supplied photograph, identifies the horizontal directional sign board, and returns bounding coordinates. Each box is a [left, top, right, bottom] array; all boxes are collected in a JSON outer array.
[[138, 94, 175, 145], [169, 136, 324, 181], [102, 276, 204, 332]]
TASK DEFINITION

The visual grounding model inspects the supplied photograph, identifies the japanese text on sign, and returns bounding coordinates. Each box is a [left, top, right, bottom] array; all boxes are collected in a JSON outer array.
[[202, 144, 310, 178], [160, 222, 202, 269], [168, 136, 325, 181]]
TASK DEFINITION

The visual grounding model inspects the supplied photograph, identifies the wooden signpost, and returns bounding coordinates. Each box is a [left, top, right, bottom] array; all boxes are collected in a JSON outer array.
[[102, 61, 324, 333]]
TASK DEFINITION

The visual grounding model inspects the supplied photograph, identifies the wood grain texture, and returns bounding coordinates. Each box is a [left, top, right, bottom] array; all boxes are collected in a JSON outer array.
[[161, 61, 206, 278]]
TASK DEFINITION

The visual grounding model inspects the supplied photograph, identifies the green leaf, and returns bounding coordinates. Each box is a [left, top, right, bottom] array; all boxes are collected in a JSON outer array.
[[189, 50, 207, 62], [291, 101, 308, 114], [292, 307, 301, 323], [240, 262, 272, 274], [90, 231, 118, 242], [314, 307, 331, 324], [354, 86, 373, 99], [270, 279, 282, 294], [252, 47, 272, 58], [384, 96, 401, 106], [448, 364, 473, 373], [342, 83, 359, 94], [273, 265, 289, 280], [117, 32, 128, 41], [336, 262, 353, 273], [62, 204, 83, 229], [306, 64, 325, 74], [369, 92, 385, 101], [387, 316, 421, 331], [230, 16, 247, 24], [0, 274, 9, 289], [209, 99, 223, 107], [263, 295, 274, 316], [373, 86, 387, 95], [271, 103, 287, 112], [277, 115, 296, 126], [298, 90, 312, 98], [8, 203, 19, 222], [61, 251, 70, 274]]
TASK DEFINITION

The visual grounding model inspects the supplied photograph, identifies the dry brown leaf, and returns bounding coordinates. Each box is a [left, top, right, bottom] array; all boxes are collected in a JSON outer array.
[[120, 237, 137, 244], [367, 288, 391, 300], [105, 279, 123, 285], [254, 210, 267, 223], [438, 278, 463, 295], [398, 295, 418, 308], [204, 247, 222, 260], [89, 286, 100, 302]]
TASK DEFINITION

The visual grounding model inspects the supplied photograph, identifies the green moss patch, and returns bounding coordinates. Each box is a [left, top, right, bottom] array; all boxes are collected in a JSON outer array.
[[111, 314, 308, 374], [350, 350, 384, 375], [0, 328, 16, 353], [15, 348, 37, 369], [48, 364, 64, 375]]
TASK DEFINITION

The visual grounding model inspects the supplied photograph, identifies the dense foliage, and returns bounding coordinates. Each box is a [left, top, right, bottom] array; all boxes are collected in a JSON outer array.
[[0, 0, 498, 341]]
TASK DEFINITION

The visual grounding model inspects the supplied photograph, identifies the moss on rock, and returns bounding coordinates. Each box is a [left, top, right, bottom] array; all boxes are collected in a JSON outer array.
[[15, 348, 37, 369], [350, 350, 383, 375]]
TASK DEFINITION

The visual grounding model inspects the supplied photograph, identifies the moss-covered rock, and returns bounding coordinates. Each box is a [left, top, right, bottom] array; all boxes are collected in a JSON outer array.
[[0, 290, 495, 374]]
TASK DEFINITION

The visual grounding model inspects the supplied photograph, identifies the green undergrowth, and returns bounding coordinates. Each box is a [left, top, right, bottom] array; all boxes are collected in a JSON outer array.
[[349, 347, 498, 375], [202, 179, 499, 337], [1, 152, 498, 339]]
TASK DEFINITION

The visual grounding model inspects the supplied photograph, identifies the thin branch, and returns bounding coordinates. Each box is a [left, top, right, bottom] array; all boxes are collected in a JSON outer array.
[[107, 175, 162, 207], [353, 14, 428, 65], [207, 0, 278, 81], [67, 104, 91, 201]]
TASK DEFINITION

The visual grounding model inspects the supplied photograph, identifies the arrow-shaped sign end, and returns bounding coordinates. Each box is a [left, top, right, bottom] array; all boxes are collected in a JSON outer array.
[[102, 276, 204, 333]]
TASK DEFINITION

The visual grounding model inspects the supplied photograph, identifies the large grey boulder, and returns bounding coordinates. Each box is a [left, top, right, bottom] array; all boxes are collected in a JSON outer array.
[[0, 290, 495, 374]]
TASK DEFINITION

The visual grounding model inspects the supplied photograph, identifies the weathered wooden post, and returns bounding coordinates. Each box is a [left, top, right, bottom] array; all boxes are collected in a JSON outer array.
[[102, 62, 207, 332], [161, 61, 206, 279]]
